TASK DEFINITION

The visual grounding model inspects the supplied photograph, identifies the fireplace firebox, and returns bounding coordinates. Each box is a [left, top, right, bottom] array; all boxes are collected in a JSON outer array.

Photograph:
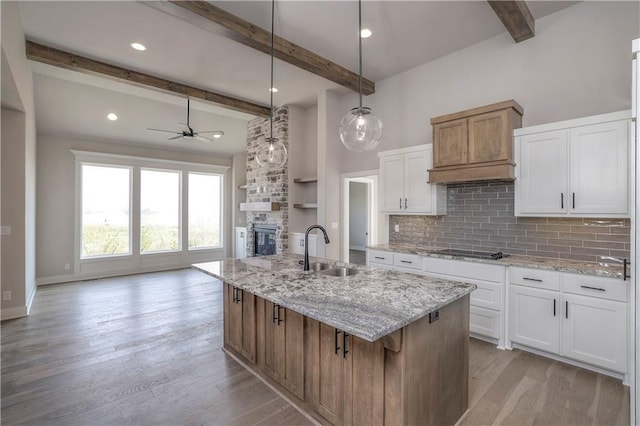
[[253, 224, 277, 256]]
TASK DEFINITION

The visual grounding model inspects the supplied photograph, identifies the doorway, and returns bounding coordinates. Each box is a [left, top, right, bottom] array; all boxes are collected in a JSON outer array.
[[341, 171, 378, 265]]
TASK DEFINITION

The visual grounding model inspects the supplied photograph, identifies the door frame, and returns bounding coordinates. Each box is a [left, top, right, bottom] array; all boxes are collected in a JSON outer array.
[[341, 170, 378, 264]]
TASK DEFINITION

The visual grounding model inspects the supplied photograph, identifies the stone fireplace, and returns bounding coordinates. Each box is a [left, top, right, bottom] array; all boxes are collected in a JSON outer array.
[[245, 106, 289, 256]]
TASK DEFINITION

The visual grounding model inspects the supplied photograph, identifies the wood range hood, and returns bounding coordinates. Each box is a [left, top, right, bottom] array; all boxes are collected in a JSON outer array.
[[428, 100, 523, 184]]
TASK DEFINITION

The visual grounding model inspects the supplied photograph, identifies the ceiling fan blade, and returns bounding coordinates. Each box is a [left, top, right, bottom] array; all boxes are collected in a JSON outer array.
[[148, 128, 180, 134], [198, 130, 225, 135], [194, 135, 215, 142], [168, 135, 184, 140]]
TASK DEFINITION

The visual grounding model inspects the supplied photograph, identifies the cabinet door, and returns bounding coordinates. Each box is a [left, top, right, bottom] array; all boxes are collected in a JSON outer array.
[[561, 294, 627, 373], [515, 131, 568, 215], [343, 335, 384, 426], [281, 308, 305, 400], [225, 284, 244, 354], [262, 300, 281, 379], [404, 150, 432, 213], [235, 228, 247, 259], [569, 120, 628, 215], [316, 323, 344, 425], [379, 154, 405, 213], [241, 291, 256, 363], [433, 118, 467, 167], [509, 285, 560, 353], [468, 110, 509, 164]]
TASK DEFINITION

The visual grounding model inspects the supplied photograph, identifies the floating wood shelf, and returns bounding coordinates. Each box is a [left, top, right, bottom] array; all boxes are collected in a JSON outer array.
[[293, 203, 318, 209], [239, 202, 281, 212], [293, 176, 318, 184], [237, 184, 248, 190]]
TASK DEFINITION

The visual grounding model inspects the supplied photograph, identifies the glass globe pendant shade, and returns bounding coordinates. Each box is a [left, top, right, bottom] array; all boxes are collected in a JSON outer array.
[[339, 107, 383, 152], [256, 137, 287, 169]]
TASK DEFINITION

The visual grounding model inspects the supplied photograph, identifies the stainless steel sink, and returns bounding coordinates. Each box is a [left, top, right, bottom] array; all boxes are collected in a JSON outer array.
[[309, 262, 331, 272], [318, 267, 361, 277]]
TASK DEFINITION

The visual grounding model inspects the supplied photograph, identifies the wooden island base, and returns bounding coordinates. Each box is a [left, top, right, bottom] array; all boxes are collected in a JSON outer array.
[[223, 283, 470, 426]]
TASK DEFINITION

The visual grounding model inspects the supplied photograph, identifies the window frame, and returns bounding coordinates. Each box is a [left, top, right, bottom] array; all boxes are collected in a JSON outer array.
[[72, 150, 228, 271], [187, 171, 224, 251]]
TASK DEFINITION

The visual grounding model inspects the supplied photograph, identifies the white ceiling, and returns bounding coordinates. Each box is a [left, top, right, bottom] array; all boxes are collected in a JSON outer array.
[[16, 1, 579, 156]]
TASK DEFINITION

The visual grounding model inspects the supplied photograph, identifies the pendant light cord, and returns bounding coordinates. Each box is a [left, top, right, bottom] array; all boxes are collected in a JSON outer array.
[[358, 0, 363, 110], [270, 0, 275, 140]]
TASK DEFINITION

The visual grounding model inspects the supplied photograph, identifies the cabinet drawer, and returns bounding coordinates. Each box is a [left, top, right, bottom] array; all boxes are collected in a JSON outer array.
[[470, 306, 500, 339], [563, 273, 628, 303], [470, 282, 501, 311], [510, 267, 560, 291], [367, 250, 393, 266], [393, 253, 422, 270], [424, 257, 503, 283]]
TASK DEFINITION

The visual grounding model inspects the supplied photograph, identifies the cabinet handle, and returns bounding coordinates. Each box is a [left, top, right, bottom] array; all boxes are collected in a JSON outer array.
[[237, 288, 242, 303], [624, 259, 630, 281], [561, 193, 564, 209], [553, 299, 556, 317], [277, 305, 283, 325], [400, 260, 412, 264], [400, 197, 402, 209], [272, 303, 277, 324], [523, 277, 543, 283], [580, 285, 606, 292], [232, 287, 238, 303], [374, 256, 386, 260], [334, 328, 341, 354], [404, 198, 408, 209], [343, 332, 350, 358], [565, 301, 569, 319], [572, 193, 576, 209]]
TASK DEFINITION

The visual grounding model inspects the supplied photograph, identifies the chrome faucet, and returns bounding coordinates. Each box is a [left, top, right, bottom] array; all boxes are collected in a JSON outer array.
[[303, 225, 330, 271]]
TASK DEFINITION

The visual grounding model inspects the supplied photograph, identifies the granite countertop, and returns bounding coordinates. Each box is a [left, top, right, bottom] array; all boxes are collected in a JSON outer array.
[[192, 254, 476, 342], [368, 243, 627, 280]]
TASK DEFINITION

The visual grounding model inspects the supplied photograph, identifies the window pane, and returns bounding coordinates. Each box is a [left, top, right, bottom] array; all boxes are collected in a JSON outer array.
[[82, 165, 130, 257], [189, 173, 221, 249], [141, 170, 180, 253]]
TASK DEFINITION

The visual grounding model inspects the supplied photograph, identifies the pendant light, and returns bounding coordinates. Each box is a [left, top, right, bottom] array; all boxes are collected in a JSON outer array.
[[339, 0, 383, 152], [256, 0, 288, 169]]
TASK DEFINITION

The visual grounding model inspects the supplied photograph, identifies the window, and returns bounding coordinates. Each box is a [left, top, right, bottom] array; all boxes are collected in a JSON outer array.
[[81, 164, 131, 258], [141, 169, 180, 253], [189, 172, 222, 249]]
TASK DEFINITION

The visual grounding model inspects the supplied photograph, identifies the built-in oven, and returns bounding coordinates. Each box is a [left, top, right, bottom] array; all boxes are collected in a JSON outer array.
[[253, 224, 277, 256]]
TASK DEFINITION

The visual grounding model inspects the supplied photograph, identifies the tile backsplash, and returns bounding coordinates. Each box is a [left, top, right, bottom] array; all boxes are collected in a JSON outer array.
[[389, 181, 630, 263]]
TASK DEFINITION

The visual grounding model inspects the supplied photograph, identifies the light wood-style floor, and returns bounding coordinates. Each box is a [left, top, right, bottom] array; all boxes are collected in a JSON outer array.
[[1, 269, 629, 425]]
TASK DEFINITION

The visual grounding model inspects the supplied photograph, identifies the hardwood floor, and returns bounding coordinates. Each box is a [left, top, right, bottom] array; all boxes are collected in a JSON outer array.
[[1, 269, 630, 425]]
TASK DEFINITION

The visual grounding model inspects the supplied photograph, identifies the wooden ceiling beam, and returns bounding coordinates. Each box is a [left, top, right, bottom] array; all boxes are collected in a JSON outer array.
[[26, 40, 272, 117], [145, 0, 375, 95], [487, 1, 535, 43]]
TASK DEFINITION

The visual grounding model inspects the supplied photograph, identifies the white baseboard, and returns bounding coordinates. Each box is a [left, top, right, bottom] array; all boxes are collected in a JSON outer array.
[[1, 305, 27, 321], [36, 264, 192, 286]]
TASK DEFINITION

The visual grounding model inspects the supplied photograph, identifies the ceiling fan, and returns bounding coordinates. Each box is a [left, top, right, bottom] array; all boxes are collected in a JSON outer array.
[[147, 98, 224, 142]]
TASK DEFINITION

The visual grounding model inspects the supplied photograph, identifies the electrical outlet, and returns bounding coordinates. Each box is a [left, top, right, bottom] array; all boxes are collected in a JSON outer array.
[[331, 222, 339, 230], [3, 291, 11, 301], [64, 263, 71, 271], [394, 223, 400, 233]]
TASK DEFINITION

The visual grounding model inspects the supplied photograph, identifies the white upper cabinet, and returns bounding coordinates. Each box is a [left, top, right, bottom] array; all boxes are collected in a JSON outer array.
[[515, 111, 631, 218], [378, 144, 446, 215]]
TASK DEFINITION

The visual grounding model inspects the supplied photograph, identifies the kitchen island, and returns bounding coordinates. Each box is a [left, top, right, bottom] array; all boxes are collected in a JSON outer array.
[[193, 255, 476, 426]]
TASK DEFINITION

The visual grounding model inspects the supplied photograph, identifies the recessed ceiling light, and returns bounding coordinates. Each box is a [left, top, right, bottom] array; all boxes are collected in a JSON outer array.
[[269, 87, 278, 93], [130, 42, 146, 51], [360, 28, 372, 38], [107, 113, 118, 121]]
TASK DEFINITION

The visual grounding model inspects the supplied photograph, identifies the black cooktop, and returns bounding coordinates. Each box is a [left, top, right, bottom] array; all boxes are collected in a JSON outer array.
[[434, 249, 508, 260]]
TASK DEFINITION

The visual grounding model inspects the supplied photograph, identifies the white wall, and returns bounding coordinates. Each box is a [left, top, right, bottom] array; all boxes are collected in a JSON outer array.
[[1, 2, 37, 319], [349, 182, 367, 249], [36, 134, 233, 283], [336, 1, 640, 174], [289, 105, 318, 235]]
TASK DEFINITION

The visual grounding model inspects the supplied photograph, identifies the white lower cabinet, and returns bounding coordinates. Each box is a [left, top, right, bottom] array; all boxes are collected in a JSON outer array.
[[470, 306, 500, 339], [509, 285, 560, 354], [508, 267, 628, 375], [561, 293, 627, 373]]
